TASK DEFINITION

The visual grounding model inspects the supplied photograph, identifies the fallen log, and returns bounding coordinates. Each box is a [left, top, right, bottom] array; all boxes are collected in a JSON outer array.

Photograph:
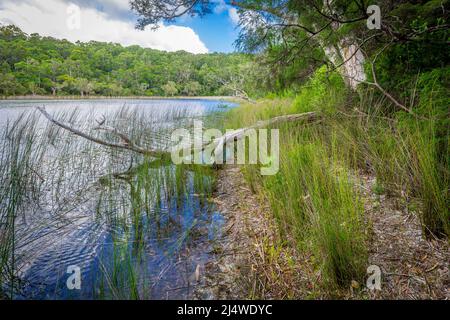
[[37, 106, 319, 161]]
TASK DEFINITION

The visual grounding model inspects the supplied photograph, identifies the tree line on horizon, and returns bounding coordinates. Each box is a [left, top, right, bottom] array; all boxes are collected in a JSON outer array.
[[0, 25, 258, 98]]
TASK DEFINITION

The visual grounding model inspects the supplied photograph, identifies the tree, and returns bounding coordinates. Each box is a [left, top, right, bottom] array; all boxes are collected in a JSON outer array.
[[136, 83, 150, 96], [129, 0, 370, 88], [92, 48, 114, 73], [0, 25, 252, 97], [15, 58, 42, 91], [0, 61, 11, 73], [0, 73, 21, 96], [0, 24, 27, 41], [183, 81, 202, 96], [27, 81, 42, 96], [39, 59, 63, 95], [161, 81, 178, 96], [74, 78, 94, 96], [105, 83, 124, 97], [130, 0, 449, 93]]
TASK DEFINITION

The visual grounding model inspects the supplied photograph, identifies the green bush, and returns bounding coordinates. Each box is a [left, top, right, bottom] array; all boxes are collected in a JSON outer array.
[[293, 66, 347, 114]]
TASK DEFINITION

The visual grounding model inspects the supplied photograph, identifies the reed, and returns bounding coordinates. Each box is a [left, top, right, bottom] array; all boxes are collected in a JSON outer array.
[[0, 104, 218, 298]]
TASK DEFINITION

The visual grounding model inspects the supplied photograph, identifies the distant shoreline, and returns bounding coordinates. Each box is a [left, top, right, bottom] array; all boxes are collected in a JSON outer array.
[[0, 95, 243, 103]]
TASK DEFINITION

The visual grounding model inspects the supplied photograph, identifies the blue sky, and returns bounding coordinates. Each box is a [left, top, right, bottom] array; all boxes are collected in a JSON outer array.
[[0, 0, 240, 54], [176, 12, 240, 53]]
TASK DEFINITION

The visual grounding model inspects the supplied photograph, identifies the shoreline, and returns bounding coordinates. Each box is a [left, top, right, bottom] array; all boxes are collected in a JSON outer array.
[[0, 95, 243, 103], [197, 166, 307, 299], [203, 165, 450, 299]]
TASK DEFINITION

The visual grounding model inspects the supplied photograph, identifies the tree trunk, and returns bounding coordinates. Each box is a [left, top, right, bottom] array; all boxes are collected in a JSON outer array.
[[317, 2, 367, 90], [321, 39, 366, 90]]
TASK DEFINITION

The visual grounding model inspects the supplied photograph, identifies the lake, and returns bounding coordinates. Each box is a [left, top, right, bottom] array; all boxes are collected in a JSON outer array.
[[0, 99, 235, 300]]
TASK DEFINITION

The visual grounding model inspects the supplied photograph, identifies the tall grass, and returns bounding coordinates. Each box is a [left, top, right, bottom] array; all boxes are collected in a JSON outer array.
[[223, 66, 449, 290], [264, 137, 367, 287], [224, 104, 367, 287], [354, 69, 449, 238], [0, 112, 45, 297]]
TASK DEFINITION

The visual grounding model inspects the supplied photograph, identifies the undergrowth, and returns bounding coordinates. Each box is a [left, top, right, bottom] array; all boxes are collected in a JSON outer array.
[[223, 66, 449, 292]]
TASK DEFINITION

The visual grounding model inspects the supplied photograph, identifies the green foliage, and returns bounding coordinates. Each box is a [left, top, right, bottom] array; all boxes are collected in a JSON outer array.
[[161, 81, 178, 96], [371, 1, 449, 95], [224, 60, 449, 291], [365, 69, 449, 237], [293, 66, 347, 114], [182, 81, 202, 96], [0, 25, 253, 97]]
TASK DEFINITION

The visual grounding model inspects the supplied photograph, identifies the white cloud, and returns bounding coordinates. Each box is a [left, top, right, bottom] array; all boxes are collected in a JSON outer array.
[[0, 0, 209, 54], [228, 7, 240, 26], [211, 1, 240, 26]]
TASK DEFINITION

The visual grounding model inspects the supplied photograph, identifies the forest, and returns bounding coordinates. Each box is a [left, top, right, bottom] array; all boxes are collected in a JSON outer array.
[[0, 25, 254, 97]]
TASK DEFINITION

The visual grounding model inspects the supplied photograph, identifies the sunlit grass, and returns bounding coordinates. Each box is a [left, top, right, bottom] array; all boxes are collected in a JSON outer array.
[[222, 67, 448, 291]]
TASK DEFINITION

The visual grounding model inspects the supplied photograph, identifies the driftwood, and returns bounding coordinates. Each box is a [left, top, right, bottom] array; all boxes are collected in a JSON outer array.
[[212, 112, 318, 152], [217, 78, 256, 103], [37, 106, 166, 157], [37, 106, 318, 162]]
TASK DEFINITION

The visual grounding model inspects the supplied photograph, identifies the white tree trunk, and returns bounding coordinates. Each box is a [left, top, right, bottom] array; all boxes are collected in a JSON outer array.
[[318, 1, 367, 90], [337, 39, 366, 89]]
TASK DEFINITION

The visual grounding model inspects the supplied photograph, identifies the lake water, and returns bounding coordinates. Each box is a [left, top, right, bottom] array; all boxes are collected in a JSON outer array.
[[0, 99, 235, 300]]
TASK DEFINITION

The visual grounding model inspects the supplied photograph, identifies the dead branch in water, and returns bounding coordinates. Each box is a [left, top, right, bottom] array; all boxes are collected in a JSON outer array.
[[37, 106, 166, 157], [212, 112, 319, 152], [37, 106, 319, 161], [217, 78, 256, 103]]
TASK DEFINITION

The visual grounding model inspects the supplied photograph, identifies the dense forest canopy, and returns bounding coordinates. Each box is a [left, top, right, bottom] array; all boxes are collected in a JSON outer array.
[[0, 25, 257, 97]]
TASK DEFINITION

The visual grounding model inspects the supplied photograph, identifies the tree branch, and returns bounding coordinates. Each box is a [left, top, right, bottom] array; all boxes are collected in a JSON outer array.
[[37, 107, 166, 157], [38, 106, 319, 165]]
